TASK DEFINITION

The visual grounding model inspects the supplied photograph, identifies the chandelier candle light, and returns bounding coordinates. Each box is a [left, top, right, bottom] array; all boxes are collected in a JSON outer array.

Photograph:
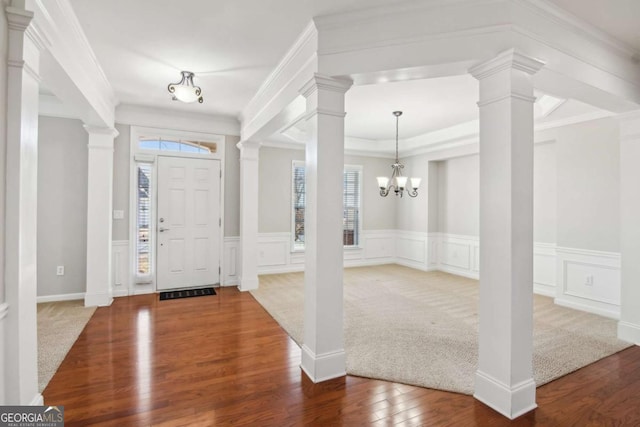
[[168, 71, 203, 103], [377, 111, 421, 197]]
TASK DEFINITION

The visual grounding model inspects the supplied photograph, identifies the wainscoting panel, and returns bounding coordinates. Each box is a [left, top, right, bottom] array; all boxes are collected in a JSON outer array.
[[112, 240, 130, 297], [258, 235, 289, 267], [363, 232, 395, 260], [113, 235, 621, 320], [534, 243, 557, 297], [435, 234, 479, 279], [556, 247, 621, 318], [396, 231, 428, 270], [223, 237, 239, 286]]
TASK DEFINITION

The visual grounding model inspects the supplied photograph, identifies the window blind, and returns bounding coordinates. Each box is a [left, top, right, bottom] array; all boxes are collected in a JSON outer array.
[[292, 164, 361, 249], [136, 163, 152, 275]]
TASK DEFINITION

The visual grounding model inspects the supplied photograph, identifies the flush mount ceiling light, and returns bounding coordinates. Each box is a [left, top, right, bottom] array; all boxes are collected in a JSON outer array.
[[168, 71, 203, 104], [377, 111, 421, 198]]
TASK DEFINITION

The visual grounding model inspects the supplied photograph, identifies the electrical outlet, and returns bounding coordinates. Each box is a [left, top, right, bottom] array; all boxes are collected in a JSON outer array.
[[56, 266, 64, 276], [585, 275, 594, 286]]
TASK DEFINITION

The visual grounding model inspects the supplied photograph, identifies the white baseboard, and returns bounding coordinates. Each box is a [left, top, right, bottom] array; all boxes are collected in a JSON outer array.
[[533, 284, 556, 297], [37, 293, 85, 303], [555, 296, 619, 319], [29, 393, 44, 406], [618, 321, 640, 345], [116, 234, 623, 321], [474, 371, 537, 419], [300, 345, 346, 383], [84, 292, 113, 307]]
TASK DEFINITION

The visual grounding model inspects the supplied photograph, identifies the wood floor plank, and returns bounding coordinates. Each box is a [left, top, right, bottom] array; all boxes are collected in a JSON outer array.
[[43, 287, 640, 426]]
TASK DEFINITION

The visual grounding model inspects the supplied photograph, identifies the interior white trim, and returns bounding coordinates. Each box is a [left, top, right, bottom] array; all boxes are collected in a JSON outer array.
[[116, 104, 240, 136], [128, 126, 227, 293], [555, 246, 621, 319], [29, 393, 44, 406], [300, 345, 346, 383], [617, 321, 640, 345], [0, 303, 8, 321], [474, 370, 537, 420], [36, 293, 85, 303]]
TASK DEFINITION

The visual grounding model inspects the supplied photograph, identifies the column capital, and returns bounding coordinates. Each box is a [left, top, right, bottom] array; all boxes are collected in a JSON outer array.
[[83, 125, 119, 138], [469, 49, 545, 81], [236, 139, 262, 151], [300, 74, 353, 99], [84, 126, 118, 150], [5, 7, 33, 32]]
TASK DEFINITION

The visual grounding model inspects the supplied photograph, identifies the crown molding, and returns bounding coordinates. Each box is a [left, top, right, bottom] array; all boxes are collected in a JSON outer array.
[[29, 0, 118, 126], [241, 22, 318, 125], [469, 48, 545, 80], [519, 0, 640, 59]]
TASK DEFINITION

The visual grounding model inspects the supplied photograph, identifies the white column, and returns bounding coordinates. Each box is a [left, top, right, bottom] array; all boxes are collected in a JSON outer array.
[[237, 140, 261, 291], [469, 49, 544, 419], [618, 111, 640, 345], [84, 126, 118, 307], [299, 74, 352, 382], [4, 5, 46, 405]]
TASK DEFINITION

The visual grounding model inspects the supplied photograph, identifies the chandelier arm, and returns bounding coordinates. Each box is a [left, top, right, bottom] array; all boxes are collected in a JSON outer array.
[[406, 188, 419, 198]]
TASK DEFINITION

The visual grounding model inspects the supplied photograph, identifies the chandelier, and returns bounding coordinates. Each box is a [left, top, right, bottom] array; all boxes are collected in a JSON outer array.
[[376, 111, 421, 197], [168, 71, 203, 103]]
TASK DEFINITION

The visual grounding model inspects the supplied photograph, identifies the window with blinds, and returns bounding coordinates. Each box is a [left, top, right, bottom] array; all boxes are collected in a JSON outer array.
[[136, 163, 152, 276], [292, 162, 362, 250]]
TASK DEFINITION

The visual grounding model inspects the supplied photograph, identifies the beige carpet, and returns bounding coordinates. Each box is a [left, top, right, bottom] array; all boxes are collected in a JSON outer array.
[[251, 264, 631, 395], [37, 300, 96, 392]]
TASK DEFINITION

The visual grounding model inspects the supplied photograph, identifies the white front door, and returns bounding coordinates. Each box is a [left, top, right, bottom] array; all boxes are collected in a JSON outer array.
[[156, 156, 221, 290]]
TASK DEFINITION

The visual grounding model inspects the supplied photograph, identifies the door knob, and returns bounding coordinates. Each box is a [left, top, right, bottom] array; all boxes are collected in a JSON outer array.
[[159, 227, 170, 233]]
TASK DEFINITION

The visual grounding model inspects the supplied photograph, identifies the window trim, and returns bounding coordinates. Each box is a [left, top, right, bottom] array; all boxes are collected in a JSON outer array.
[[290, 160, 363, 252]]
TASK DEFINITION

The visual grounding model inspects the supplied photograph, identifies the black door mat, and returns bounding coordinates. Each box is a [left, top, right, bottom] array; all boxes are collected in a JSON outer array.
[[159, 287, 216, 301]]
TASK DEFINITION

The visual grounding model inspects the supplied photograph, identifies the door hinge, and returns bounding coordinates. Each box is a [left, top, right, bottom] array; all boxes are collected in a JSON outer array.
[[219, 218, 221, 227], [219, 266, 221, 274]]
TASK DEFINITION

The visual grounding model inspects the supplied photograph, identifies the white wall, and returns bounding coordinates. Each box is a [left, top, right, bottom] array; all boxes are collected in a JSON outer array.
[[112, 123, 129, 241], [556, 118, 619, 252], [258, 146, 397, 233], [534, 141, 557, 243], [437, 155, 479, 236], [396, 153, 429, 232], [258, 147, 303, 233], [433, 143, 558, 240], [37, 117, 88, 297], [224, 135, 241, 237]]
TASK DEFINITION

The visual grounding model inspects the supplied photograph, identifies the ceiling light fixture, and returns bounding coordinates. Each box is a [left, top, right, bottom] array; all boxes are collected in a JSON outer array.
[[377, 111, 421, 198], [168, 71, 203, 103]]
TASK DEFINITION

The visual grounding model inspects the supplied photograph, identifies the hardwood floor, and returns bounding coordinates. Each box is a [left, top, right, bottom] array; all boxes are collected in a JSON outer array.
[[44, 287, 640, 426]]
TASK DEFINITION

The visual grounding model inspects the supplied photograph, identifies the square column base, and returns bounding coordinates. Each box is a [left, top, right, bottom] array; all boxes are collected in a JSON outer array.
[[84, 292, 113, 307], [300, 345, 346, 383], [238, 276, 259, 292], [618, 321, 640, 345], [474, 370, 537, 419]]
